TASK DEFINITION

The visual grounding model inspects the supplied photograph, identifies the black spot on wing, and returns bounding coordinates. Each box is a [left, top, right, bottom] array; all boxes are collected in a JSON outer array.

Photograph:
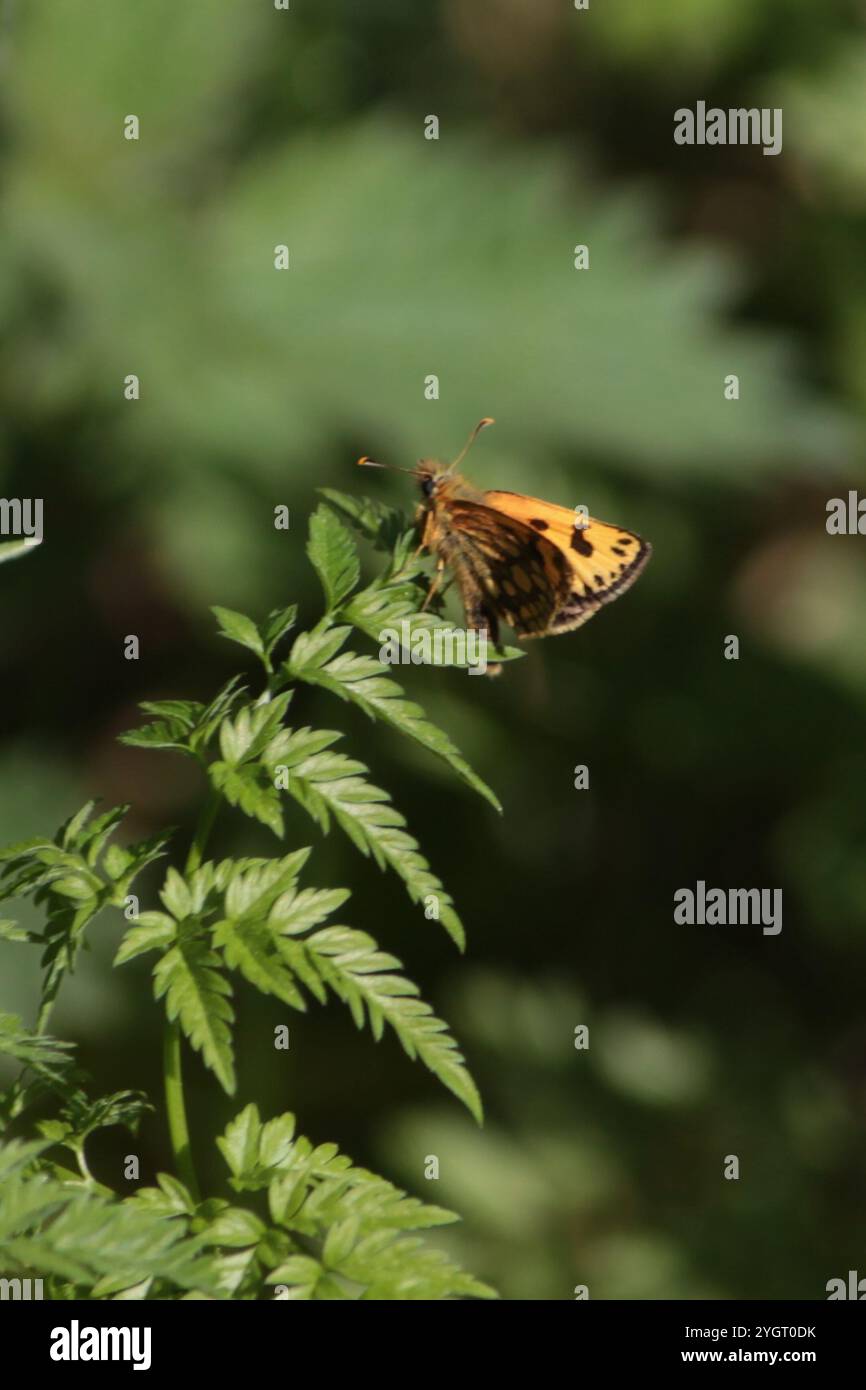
[[562, 536, 652, 619]]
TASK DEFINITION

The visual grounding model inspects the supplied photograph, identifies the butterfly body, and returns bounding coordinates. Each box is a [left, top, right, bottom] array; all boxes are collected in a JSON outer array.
[[358, 420, 651, 673], [414, 460, 651, 649]]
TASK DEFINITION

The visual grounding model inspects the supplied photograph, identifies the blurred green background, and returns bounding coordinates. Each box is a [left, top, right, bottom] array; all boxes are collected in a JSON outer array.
[[2, 0, 866, 1300]]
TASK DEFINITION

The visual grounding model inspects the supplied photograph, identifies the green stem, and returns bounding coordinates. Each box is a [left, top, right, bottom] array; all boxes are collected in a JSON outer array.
[[75, 1140, 95, 1185], [36, 992, 55, 1036], [185, 788, 221, 876], [163, 1019, 201, 1205], [162, 787, 222, 1205]]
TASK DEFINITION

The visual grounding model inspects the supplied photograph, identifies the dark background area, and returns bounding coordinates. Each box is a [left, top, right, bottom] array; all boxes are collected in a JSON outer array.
[[1, 0, 866, 1298]]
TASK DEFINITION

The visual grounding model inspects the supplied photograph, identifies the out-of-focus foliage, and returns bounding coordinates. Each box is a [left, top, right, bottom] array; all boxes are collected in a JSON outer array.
[[1, 0, 865, 1299]]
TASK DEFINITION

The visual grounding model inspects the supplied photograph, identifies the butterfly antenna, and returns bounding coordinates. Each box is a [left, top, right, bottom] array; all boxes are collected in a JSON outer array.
[[356, 456, 416, 475], [445, 417, 495, 474]]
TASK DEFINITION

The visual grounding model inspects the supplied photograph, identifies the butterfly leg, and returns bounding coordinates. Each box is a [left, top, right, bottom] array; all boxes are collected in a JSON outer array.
[[420, 556, 446, 612], [412, 505, 436, 563]]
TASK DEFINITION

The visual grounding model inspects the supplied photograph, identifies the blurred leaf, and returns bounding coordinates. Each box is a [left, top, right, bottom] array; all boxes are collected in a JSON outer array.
[[0, 1014, 74, 1083], [780, 43, 866, 202], [593, 1012, 712, 1106], [589, 0, 762, 71], [0, 540, 41, 566]]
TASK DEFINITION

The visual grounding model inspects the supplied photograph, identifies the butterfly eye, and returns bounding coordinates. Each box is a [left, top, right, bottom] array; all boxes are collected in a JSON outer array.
[[420, 476, 435, 498]]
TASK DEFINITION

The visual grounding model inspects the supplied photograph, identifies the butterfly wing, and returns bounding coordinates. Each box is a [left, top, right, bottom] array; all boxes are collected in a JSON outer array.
[[441, 498, 572, 638], [482, 490, 651, 634]]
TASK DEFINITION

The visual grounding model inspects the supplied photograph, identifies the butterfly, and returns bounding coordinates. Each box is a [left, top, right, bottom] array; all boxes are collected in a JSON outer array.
[[359, 419, 650, 673]]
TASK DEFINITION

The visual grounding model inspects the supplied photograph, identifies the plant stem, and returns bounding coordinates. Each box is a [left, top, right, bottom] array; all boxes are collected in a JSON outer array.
[[184, 788, 221, 876], [163, 1019, 201, 1205], [162, 787, 222, 1205]]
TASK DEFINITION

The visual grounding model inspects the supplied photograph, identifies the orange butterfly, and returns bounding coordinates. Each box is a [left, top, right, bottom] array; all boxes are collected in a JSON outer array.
[[359, 419, 650, 670]]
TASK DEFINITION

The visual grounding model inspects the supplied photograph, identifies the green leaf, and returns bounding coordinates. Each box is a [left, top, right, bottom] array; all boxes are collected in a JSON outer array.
[[137, 699, 202, 725], [120, 675, 245, 759], [344, 1228, 497, 1300], [285, 647, 501, 813], [269, 886, 350, 937], [77, 804, 130, 864], [209, 761, 284, 838], [212, 606, 266, 662], [0, 1151, 220, 1294], [114, 912, 177, 964], [52, 1088, 153, 1145], [102, 844, 132, 879], [0, 919, 31, 943], [216, 1103, 265, 1186], [160, 867, 193, 921], [153, 935, 236, 1095], [0, 539, 41, 565], [118, 715, 198, 755], [213, 1107, 494, 1299], [106, 832, 171, 899], [307, 506, 361, 611], [343, 583, 524, 670], [212, 853, 328, 1009], [218, 1109, 453, 1232], [217, 694, 292, 767], [200, 1205, 265, 1249], [284, 925, 482, 1123], [267, 1254, 322, 1297], [262, 604, 299, 659], [0, 1015, 74, 1083], [0, 802, 169, 1023], [60, 801, 99, 850], [266, 729, 466, 948], [318, 489, 410, 556], [222, 850, 311, 920], [323, 1217, 360, 1268], [213, 917, 306, 1010]]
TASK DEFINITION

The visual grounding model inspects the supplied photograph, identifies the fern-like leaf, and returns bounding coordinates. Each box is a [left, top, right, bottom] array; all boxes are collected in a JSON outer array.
[[285, 643, 501, 812], [153, 934, 236, 1095], [278, 925, 482, 1122], [265, 726, 466, 948], [307, 506, 361, 611]]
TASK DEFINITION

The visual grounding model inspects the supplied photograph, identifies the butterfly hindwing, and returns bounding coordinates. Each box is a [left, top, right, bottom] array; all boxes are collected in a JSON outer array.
[[443, 499, 571, 636], [482, 490, 651, 634]]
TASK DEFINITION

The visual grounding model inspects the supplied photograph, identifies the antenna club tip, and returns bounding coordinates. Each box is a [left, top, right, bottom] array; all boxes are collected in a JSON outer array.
[[357, 455, 373, 467], [479, 417, 495, 429]]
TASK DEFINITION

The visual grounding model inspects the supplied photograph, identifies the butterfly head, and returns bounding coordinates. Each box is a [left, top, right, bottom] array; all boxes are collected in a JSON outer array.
[[414, 462, 449, 500], [357, 419, 494, 497]]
